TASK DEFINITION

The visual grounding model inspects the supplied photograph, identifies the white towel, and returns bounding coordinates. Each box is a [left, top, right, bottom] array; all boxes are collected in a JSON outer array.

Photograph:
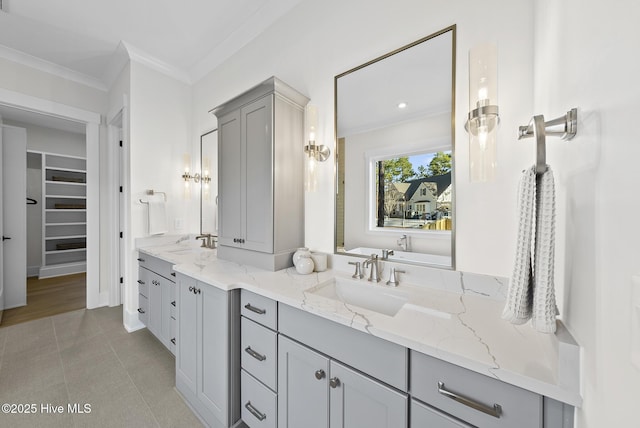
[[502, 165, 559, 333], [148, 195, 168, 235]]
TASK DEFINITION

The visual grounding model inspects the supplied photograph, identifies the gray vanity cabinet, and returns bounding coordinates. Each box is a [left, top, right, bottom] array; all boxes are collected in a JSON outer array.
[[175, 273, 241, 428], [277, 335, 407, 428], [212, 77, 308, 271], [137, 253, 176, 354]]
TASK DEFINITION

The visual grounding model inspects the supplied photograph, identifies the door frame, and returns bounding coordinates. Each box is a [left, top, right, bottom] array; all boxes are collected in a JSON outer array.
[[0, 87, 102, 308]]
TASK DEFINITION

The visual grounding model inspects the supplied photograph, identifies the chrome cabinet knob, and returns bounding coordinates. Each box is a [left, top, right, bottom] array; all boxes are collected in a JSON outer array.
[[315, 369, 326, 380], [329, 377, 340, 388]]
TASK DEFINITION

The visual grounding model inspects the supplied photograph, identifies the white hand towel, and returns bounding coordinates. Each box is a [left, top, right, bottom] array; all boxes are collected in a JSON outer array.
[[502, 166, 536, 324], [532, 168, 559, 333], [502, 165, 558, 333], [148, 195, 168, 235]]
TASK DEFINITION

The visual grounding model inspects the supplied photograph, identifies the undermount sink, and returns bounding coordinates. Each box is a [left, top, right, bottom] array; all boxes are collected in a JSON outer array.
[[309, 277, 409, 316], [167, 246, 208, 255]]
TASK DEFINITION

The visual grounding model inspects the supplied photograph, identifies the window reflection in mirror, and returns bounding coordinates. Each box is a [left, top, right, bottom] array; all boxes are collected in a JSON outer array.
[[374, 151, 452, 230], [334, 25, 455, 269]]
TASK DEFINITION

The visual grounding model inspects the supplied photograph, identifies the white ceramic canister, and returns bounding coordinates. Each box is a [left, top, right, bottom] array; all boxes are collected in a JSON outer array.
[[295, 256, 314, 274], [292, 247, 311, 267], [310, 252, 327, 272]]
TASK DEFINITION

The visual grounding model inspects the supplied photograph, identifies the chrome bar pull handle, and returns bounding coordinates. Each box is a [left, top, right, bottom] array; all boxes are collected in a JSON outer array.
[[245, 401, 266, 421], [137, 308, 145, 314], [244, 304, 266, 315], [245, 346, 266, 362], [137, 280, 145, 285], [170, 338, 176, 345], [137, 258, 145, 262], [437, 382, 502, 418]]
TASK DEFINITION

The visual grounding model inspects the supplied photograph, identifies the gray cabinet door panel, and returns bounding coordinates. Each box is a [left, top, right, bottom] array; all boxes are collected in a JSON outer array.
[[176, 275, 198, 394], [329, 361, 407, 428], [242, 95, 274, 253], [198, 283, 230, 424], [218, 110, 242, 248], [278, 335, 329, 428]]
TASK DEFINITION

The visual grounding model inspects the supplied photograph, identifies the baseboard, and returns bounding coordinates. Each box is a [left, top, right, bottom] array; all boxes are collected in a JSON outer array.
[[27, 266, 40, 277], [123, 307, 146, 332]]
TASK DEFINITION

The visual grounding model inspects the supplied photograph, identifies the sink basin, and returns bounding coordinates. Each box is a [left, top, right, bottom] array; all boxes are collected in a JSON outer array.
[[167, 246, 207, 255], [310, 277, 409, 316]]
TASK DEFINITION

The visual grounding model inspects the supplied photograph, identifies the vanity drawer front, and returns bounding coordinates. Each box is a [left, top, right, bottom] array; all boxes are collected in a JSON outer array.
[[279, 304, 408, 391], [241, 369, 277, 428], [169, 316, 176, 355], [137, 252, 175, 282], [411, 350, 542, 428], [241, 290, 277, 330], [411, 399, 472, 428], [241, 317, 277, 391], [138, 294, 148, 326]]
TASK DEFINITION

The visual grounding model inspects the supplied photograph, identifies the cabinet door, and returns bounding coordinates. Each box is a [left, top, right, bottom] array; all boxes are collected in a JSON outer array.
[[218, 109, 242, 248], [198, 282, 231, 425], [278, 335, 329, 428], [176, 276, 198, 394], [147, 271, 163, 338], [241, 95, 274, 253], [160, 279, 174, 349], [329, 361, 407, 428]]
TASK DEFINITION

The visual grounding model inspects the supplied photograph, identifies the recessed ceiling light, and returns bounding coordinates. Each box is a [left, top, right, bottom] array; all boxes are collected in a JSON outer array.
[[397, 102, 408, 109]]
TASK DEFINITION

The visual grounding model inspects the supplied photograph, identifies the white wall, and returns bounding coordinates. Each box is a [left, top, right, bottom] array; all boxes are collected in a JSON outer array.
[[125, 61, 192, 322], [192, 0, 534, 275], [534, 1, 640, 426]]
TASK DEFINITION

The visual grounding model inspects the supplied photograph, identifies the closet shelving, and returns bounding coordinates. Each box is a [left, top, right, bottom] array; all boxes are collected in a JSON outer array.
[[40, 153, 87, 278]]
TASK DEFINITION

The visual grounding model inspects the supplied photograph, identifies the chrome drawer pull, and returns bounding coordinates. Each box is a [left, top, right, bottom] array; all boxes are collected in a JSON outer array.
[[171, 338, 176, 345], [245, 346, 267, 361], [437, 382, 502, 418], [171, 301, 176, 307], [137, 308, 145, 314], [137, 280, 145, 284], [245, 401, 266, 421], [244, 304, 266, 315], [137, 258, 145, 262], [171, 272, 176, 277]]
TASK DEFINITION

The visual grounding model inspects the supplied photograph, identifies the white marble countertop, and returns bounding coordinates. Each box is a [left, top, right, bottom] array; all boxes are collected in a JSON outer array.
[[138, 239, 581, 407]]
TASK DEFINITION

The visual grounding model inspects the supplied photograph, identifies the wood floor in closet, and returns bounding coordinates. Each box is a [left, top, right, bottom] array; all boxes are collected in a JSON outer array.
[[1, 273, 86, 327]]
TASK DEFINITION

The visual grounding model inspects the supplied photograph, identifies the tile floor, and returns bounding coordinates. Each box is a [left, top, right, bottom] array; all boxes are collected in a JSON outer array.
[[0, 306, 203, 427]]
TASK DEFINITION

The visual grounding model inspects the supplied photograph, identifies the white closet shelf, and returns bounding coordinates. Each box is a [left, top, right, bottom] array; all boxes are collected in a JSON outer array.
[[45, 167, 86, 174], [45, 235, 86, 240], [45, 180, 86, 186], [45, 248, 86, 255]]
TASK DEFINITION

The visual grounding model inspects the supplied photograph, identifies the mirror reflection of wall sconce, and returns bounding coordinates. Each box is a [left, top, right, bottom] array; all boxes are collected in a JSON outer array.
[[304, 105, 330, 192], [181, 153, 212, 199], [465, 42, 499, 182]]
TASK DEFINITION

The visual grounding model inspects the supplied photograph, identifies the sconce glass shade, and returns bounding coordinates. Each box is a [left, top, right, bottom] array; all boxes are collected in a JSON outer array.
[[304, 104, 330, 192], [467, 43, 499, 182]]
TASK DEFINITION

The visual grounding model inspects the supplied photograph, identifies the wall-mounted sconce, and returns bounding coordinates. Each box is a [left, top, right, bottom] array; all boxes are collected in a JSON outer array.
[[304, 105, 330, 192], [181, 152, 211, 199], [465, 42, 499, 182]]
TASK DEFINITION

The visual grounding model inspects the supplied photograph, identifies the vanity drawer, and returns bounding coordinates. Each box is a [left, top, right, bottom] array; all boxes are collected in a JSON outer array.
[[410, 350, 542, 428], [411, 399, 472, 428], [137, 267, 149, 297], [241, 369, 277, 428], [137, 252, 176, 282], [241, 290, 277, 330], [169, 316, 176, 354], [138, 294, 148, 326], [241, 317, 277, 391]]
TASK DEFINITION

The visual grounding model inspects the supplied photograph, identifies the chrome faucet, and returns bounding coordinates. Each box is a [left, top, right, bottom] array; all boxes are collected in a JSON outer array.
[[196, 234, 217, 249], [363, 254, 381, 282], [381, 249, 394, 260], [397, 234, 409, 251]]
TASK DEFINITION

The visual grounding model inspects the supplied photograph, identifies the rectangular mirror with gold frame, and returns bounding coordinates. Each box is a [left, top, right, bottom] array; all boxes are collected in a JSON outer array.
[[335, 25, 456, 269]]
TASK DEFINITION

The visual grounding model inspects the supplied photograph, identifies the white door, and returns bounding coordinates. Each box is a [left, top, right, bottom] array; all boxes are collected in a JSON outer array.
[[2, 125, 27, 311]]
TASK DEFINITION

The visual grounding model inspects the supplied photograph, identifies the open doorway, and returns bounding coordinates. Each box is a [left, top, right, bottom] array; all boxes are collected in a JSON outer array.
[[0, 102, 97, 326]]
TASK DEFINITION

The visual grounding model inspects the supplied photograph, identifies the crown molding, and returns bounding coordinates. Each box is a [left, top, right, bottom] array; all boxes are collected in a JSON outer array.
[[0, 43, 108, 92], [121, 41, 191, 85]]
